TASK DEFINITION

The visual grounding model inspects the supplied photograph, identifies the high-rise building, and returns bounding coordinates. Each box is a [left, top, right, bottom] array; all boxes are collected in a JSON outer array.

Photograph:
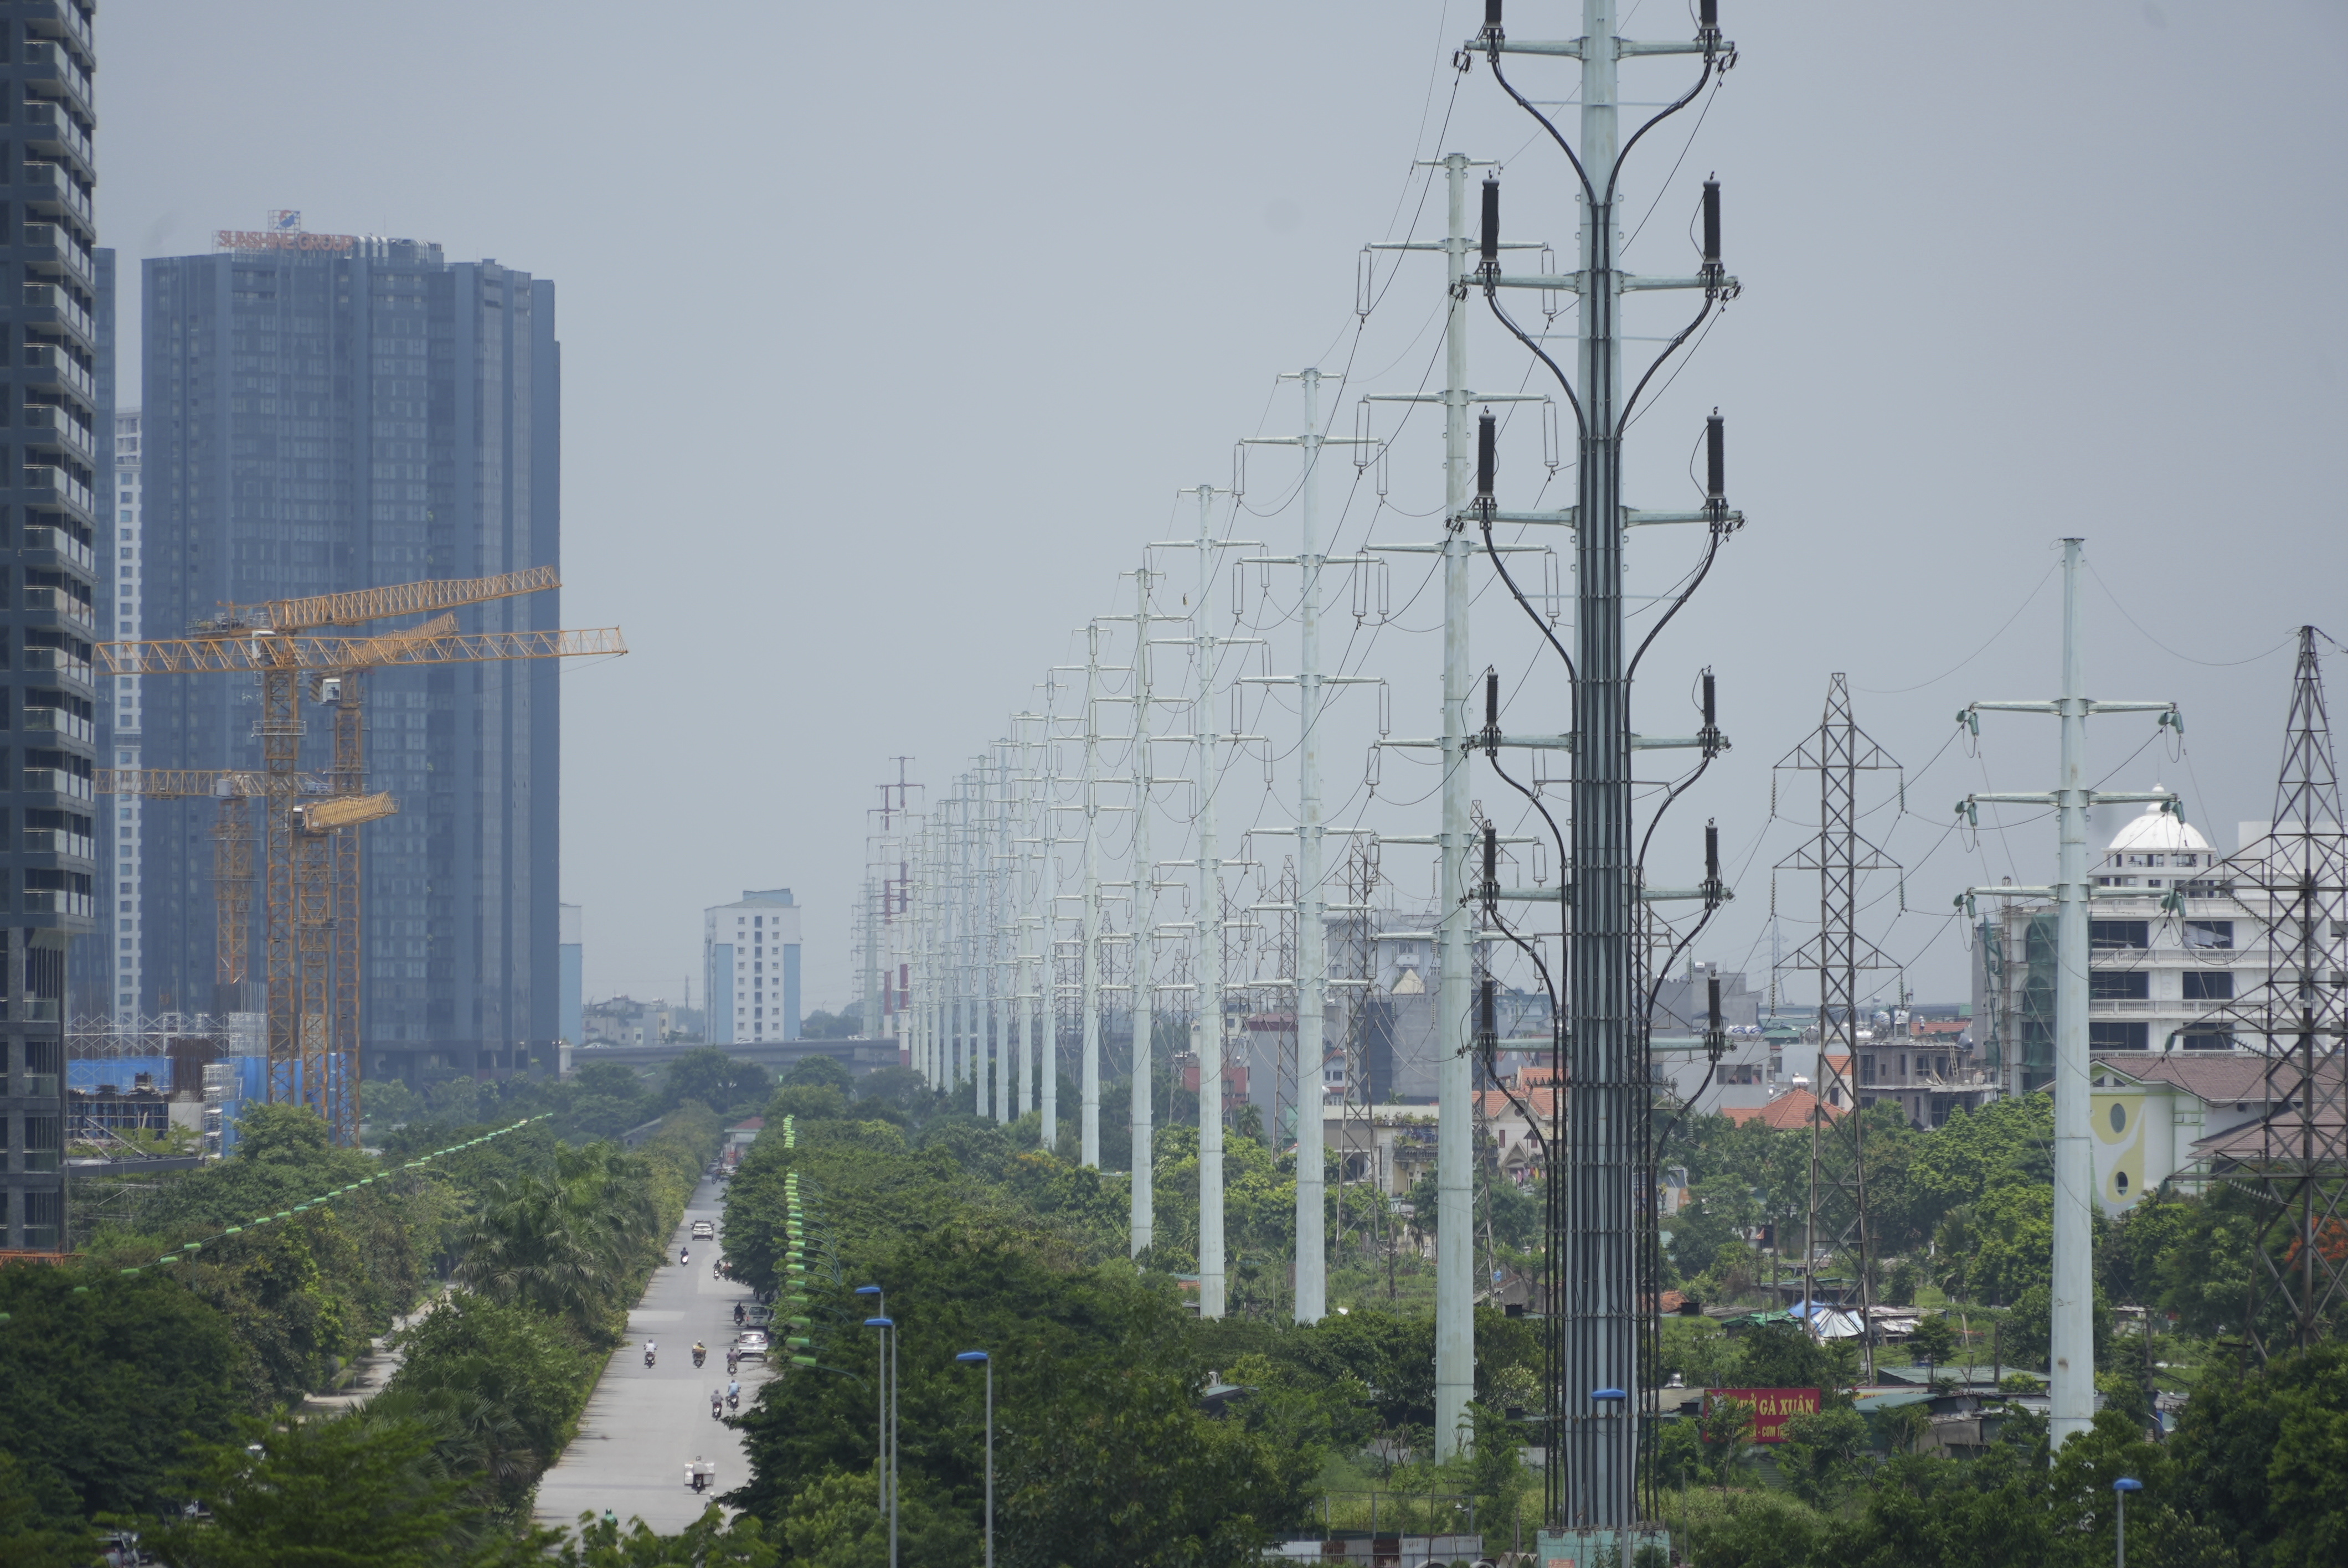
[[559, 902, 582, 1046], [2, 0, 101, 1253], [704, 889, 801, 1044], [102, 409, 138, 1011], [139, 225, 562, 1089]]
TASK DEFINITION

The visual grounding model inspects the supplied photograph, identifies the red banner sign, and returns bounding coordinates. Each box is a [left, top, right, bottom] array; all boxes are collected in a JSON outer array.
[[1706, 1387, 1820, 1443]]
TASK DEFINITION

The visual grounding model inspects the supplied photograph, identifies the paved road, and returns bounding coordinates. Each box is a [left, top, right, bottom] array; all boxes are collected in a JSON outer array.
[[534, 1177, 770, 1534]]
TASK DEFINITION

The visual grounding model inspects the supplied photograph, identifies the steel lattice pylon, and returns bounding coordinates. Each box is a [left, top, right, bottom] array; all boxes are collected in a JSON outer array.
[[2204, 627, 2348, 1356], [1777, 674, 1901, 1380]]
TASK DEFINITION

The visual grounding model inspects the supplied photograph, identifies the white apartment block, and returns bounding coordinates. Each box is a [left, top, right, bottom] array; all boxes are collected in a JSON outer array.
[[703, 888, 802, 1044]]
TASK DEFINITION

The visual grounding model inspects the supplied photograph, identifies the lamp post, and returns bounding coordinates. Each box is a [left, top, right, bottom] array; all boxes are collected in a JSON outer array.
[[957, 1351, 993, 1568], [2113, 1477, 2141, 1568], [859, 1293, 897, 1568]]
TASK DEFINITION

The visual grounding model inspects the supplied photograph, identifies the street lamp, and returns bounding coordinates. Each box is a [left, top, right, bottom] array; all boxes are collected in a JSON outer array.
[[862, 1304, 897, 1568], [2113, 1477, 2142, 1568], [957, 1351, 993, 1568]]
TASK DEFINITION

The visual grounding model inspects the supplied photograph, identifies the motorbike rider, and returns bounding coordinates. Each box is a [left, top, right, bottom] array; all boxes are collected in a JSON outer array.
[[726, 1349, 740, 1376], [710, 1388, 724, 1420], [733, 1302, 746, 1326], [692, 1340, 707, 1367], [679, 1245, 690, 1266], [643, 1339, 657, 1367], [727, 1379, 741, 1410]]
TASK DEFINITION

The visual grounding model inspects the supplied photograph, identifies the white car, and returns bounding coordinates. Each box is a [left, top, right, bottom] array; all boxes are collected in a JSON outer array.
[[691, 1220, 715, 1240], [733, 1329, 770, 1361]]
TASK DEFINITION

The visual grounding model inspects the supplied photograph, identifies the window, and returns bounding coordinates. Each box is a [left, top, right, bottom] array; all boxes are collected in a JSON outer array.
[[2090, 920, 2150, 951], [2091, 970, 2150, 1000], [2090, 1022, 2149, 1050], [2185, 920, 2234, 950], [2181, 1031, 2233, 1052], [2183, 971, 2233, 1000]]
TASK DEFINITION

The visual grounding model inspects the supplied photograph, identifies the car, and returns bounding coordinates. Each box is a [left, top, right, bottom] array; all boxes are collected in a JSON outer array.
[[690, 1220, 715, 1240]]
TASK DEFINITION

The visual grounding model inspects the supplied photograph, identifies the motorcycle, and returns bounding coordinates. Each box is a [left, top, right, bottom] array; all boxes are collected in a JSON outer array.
[[733, 1303, 746, 1327], [725, 1352, 740, 1376], [644, 1349, 656, 1369], [727, 1389, 740, 1412], [692, 1345, 707, 1369], [709, 1395, 724, 1421], [679, 1246, 690, 1267]]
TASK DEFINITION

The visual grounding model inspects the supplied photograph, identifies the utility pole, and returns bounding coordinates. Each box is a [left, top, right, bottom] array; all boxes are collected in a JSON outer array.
[[1779, 674, 1900, 1383], [1097, 567, 1190, 1250], [1363, 151, 1520, 1460], [1242, 368, 1378, 1323], [1050, 628, 1114, 1164], [2207, 627, 2348, 1359], [1960, 538, 2179, 1448], [1158, 485, 1260, 1318]]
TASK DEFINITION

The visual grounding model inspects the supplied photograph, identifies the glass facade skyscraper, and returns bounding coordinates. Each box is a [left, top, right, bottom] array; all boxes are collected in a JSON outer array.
[[138, 231, 560, 1088], [1, 0, 100, 1252]]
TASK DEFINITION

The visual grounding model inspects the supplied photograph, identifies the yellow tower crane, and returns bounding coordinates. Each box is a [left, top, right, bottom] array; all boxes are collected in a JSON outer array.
[[100, 568, 621, 1142]]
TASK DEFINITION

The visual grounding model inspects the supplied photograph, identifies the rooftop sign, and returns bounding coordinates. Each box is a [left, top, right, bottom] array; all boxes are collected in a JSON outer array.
[[213, 230, 356, 252]]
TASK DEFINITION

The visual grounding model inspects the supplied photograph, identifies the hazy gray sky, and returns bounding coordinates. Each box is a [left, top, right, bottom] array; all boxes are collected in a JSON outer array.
[[103, 1, 2348, 1016]]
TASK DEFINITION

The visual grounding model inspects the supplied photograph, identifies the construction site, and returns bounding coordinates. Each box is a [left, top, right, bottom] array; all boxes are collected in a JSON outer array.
[[63, 569, 621, 1151]]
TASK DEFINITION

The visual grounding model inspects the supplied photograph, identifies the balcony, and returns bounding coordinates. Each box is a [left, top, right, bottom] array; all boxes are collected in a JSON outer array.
[[22, 647, 92, 688], [22, 828, 93, 859], [22, 224, 96, 290], [22, 285, 94, 354], [20, 162, 94, 233], [18, 889, 89, 919], [19, 101, 93, 183], [20, 769, 94, 803], [19, 399, 94, 465], [20, 1150, 61, 1174], [22, 343, 95, 405], [22, 586, 95, 633], [15, 999, 61, 1024], [22, 464, 96, 522], [20, 708, 92, 746], [14, 1072, 60, 1099], [20, 43, 95, 120], [19, 524, 93, 571], [24, 0, 96, 63]]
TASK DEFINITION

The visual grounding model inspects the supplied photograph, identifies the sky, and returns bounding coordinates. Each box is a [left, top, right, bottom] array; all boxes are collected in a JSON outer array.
[[100, 1, 2348, 1020]]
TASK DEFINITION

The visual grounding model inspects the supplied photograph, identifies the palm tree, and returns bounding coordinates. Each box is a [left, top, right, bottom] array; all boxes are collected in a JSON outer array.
[[455, 1173, 624, 1334]]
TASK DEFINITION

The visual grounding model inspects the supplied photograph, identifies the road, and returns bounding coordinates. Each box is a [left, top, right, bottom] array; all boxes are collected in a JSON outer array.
[[534, 1175, 770, 1534]]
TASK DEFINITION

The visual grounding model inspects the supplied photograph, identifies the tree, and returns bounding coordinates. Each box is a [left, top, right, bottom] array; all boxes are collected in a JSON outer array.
[[1778, 1405, 1871, 1509], [371, 1295, 595, 1512], [1909, 1314, 1959, 1377], [781, 1055, 854, 1095], [2171, 1341, 2348, 1568], [137, 1414, 486, 1568], [0, 1451, 98, 1568], [0, 1266, 244, 1520], [660, 1049, 773, 1119], [539, 1505, 779, 1567]]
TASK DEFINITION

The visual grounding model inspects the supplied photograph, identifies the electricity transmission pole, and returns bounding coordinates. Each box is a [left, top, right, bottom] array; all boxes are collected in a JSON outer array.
[[2207, 627, 2348, 1358], [1960, 537, 2179, 1448], [1475, 0, 1740, 1536], [1778, 674, 1900, 1383], [1050, 628, 1115, 1164], [1098, 567, 1188, 1251], [1158, 484, 1259, 1318], [1242, 368, 1377, 1322]]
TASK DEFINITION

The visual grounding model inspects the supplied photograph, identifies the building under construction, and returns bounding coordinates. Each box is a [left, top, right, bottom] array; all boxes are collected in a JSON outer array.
[[135, 231, 566, 1089]]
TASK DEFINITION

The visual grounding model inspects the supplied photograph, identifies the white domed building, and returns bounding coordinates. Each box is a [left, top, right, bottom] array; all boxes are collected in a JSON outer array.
[[1971, 793, 2285, 1216]]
